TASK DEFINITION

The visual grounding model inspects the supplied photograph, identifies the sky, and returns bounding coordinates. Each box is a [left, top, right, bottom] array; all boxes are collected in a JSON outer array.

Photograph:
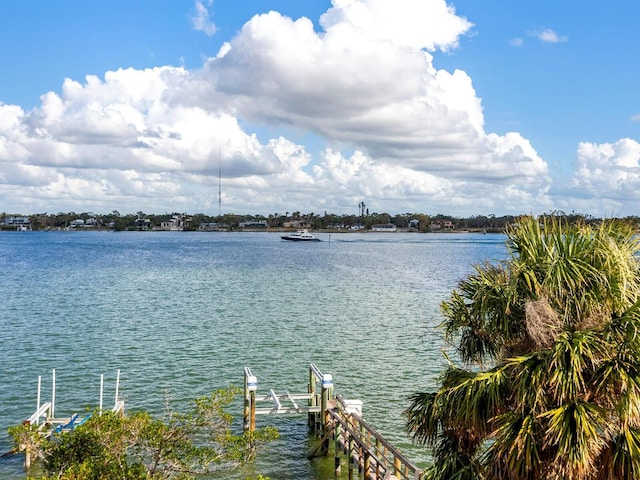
[[1, 0, 639, 218]]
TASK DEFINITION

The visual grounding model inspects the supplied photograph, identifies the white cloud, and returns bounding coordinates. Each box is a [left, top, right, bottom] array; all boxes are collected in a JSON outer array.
[[0, 104, 31, 164], [569, 139, 640, 212], [1, 0, 626, 218], [205, 3, 546, 184], [532, 28, 567, 43], [190, 0, 217, 37], [320, 0, 473, 52]]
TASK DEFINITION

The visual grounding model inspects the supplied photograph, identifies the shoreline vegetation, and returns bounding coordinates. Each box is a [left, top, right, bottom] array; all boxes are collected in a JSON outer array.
[[8, 387, 278, 480], [2, 210, 633, 233]]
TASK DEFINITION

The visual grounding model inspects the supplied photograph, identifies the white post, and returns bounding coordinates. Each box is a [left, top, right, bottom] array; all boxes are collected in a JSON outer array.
[[115, 369, 120, 404], [36, 376, 41, 425], [51, 369, 56, 419], [99, 374, 104, 415]]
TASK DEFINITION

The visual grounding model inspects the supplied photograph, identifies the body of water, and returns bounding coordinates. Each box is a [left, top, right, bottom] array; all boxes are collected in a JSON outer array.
[[0, 230, 506, 479]]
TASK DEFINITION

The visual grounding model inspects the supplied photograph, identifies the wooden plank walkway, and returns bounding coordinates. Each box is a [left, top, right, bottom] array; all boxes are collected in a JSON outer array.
[[327, 395, 422, 480]]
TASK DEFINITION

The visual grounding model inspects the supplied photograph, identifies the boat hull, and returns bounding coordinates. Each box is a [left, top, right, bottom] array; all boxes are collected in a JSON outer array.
[[281, 236, 321, 241]]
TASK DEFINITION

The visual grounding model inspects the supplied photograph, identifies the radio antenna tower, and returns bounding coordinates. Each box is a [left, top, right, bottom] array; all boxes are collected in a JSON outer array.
[[218, 148, 222, 220], [218, 166, 222, 219]]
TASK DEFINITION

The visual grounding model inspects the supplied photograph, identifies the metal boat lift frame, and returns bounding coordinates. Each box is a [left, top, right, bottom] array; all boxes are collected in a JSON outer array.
[[27, 369, 125, 427], [243, 363, 333, 433]]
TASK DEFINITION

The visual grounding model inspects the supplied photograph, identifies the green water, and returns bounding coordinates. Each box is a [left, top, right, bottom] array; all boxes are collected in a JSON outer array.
[[0, 231, 506, 479]]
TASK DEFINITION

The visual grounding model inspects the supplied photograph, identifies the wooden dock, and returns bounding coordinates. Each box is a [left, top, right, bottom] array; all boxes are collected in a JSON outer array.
[[244, 364, 423, 480]]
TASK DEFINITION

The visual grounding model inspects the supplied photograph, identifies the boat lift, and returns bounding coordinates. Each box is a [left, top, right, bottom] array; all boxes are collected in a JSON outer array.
[[27, 369, 125, 427], [243, 363, 336, 434], [17, 369, 125, 469]]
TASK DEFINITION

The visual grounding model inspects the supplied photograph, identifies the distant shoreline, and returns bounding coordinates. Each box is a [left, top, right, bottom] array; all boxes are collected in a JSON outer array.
[[2, 226, 502, 234]]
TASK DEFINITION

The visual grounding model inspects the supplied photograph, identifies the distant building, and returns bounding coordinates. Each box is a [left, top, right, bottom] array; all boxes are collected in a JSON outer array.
[[371, 224, 397, 232], [199, 222, 228, 231], [239, 221, 268, 228], [430, 220, 454, 230], [157, 214, 191, 231], [4, 216, 30, 226], [134, 217, 152, 230], [282, 220, 309, 229]]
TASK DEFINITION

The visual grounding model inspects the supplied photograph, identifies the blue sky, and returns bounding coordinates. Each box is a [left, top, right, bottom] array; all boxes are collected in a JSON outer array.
[[437, 1, 640, 178], [1, 0, 639, 217]]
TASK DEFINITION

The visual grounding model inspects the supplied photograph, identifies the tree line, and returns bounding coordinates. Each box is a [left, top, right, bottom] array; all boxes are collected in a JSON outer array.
[[2, 209, 632, 232]]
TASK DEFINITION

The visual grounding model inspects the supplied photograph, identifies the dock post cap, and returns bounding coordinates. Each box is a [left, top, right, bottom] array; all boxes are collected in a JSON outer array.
[[247, 375, 258, 391], [244, 367, 258, 391]]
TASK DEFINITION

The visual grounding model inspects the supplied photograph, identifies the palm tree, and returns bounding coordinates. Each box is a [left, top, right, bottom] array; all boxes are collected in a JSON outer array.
[[405, 216, 640, 480]]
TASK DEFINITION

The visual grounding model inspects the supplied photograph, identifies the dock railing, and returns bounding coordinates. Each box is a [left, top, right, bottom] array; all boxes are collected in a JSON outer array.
[[330, 395, 422, 480]]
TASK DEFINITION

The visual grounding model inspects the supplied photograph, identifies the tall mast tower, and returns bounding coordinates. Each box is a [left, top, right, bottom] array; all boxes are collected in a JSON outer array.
[[216, 147, 222, 220]]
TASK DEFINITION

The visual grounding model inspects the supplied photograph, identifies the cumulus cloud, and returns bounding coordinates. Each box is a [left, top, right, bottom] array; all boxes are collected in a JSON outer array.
[[319, 0, 473, 52], [0, 0, 603, 217], [204, 2, 546, 183], [571, 139, 640, 204]]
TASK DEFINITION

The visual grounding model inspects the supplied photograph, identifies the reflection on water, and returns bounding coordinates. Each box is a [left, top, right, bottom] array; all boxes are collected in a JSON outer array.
[[0, 231, 506, 479]]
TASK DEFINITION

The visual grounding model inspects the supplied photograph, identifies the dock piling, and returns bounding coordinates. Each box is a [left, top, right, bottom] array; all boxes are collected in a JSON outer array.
[[115, 369, 120, 405], [243, 367, 257, 432], [36, 376, 41, 425], [99, 374, 104, 414], [51, 369, 55, 419], [334, 420, 341, 477]]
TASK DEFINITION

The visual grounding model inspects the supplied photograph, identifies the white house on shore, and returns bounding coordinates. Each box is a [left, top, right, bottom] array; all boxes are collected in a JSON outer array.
[[371, 224, 397, 232], [157, 214, 191, 231]]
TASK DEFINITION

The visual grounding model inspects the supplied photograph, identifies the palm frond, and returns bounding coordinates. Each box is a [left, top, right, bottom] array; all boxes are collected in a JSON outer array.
[[405, 391, 439, 447], [547, 329, 609, 404], [485, 411, 542, 480], [423, 430, 485, 480], [595, 427, 640, 480], [540, 401, 607, 480], [503, 352, 551, 415]]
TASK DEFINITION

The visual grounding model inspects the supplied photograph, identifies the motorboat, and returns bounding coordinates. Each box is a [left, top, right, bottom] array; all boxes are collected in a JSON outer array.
[[281, 229, 321, 241]]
